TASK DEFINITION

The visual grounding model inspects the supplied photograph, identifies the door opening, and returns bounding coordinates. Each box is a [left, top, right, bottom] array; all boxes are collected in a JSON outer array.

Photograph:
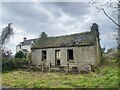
[[55, 50, 60, 66]]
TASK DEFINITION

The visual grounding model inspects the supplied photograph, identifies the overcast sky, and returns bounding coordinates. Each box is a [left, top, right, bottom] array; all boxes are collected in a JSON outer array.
[[1, 1, 118, 54]]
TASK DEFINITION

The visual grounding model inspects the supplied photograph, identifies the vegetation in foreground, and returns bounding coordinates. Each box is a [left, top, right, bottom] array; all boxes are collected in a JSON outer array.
[[2, 58, 28, 72], [2, 59, 119, 88]]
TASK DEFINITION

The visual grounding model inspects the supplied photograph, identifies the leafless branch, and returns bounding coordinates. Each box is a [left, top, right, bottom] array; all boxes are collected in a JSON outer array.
[[89, 0, 120, 28], [102, 8, 120, 27]]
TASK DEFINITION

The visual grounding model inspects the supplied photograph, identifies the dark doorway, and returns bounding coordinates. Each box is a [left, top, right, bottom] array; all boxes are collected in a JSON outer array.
[[67, 49, 74, 61], [56, 60, 60, 66], [42, 50, 47, 61]]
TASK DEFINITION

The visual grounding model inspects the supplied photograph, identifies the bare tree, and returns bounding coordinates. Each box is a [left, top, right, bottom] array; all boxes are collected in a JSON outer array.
[[0, 23, 14, 59], [0, 23, 14, 49], [89, 0, 120, 60], [89, 0, 120, 27]]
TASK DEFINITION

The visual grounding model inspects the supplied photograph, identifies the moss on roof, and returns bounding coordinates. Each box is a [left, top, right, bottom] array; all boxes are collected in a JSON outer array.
[[32, 31, 96, 49]]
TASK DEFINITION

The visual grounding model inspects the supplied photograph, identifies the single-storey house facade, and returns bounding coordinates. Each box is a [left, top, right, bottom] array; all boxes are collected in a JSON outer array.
[[31, 30, 102, 68]]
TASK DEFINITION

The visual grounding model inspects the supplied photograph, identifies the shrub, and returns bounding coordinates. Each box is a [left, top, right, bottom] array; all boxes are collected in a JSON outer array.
[[15, 51, 26, 59], [2, 58, 28, 72]]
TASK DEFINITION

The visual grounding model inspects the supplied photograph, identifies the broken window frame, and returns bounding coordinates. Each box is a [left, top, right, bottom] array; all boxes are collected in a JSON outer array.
[[67, 49, 74, 61], [55, 50, 61, 66], [55, 50, 60, 59], [42, 50, 47, 61]]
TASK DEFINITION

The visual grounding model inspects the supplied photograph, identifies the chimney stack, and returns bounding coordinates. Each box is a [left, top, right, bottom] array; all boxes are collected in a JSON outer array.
[[23, 37, 27, 41]]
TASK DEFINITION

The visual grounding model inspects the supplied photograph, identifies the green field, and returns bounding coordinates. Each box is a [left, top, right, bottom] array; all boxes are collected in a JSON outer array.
[[2, 59, 119, 88]]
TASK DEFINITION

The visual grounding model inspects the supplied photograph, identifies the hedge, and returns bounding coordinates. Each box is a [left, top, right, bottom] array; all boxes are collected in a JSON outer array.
[[2, 58, 29, 72]]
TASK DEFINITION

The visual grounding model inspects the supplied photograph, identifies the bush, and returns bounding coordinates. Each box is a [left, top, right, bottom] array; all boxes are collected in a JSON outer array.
[[15, 51, 26, 59], [2, 58, 28, 72]]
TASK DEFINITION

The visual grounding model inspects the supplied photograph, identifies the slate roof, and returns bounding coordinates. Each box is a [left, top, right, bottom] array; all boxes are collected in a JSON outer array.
[[32, 31, 96, 49], [17, 38, 38, 46], [22, 49, 28, 52]]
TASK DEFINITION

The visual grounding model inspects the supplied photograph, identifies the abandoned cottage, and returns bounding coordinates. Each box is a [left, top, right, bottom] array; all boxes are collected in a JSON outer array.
[[31, 24, 102, 71]]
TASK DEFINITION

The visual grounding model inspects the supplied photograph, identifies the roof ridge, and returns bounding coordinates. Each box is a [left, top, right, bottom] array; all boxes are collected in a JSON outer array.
[[47, 31, 91, 38]]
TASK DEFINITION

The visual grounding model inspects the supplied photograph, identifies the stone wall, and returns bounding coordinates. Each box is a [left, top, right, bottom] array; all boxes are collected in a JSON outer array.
[[95, 37, 102, 66], [32, 45, 99, 67]]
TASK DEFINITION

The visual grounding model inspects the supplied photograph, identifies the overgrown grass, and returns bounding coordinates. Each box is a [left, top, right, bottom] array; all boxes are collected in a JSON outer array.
[[2, 59, 119, 88]]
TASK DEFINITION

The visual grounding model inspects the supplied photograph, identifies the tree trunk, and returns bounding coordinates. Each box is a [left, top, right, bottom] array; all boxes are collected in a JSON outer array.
[[118, 1, 120, 45]]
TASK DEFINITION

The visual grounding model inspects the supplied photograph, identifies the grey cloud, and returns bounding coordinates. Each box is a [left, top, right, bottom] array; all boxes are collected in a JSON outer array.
[[38, 2, 62, 18], [1, 2, 117, 50], [53, 2, 90, 17], [2, 2, 53, 35], [58, 2, 89, 16], [40, 2, 90, 17], [2, 2, 87, 35], [2, 2, 50, 23]]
